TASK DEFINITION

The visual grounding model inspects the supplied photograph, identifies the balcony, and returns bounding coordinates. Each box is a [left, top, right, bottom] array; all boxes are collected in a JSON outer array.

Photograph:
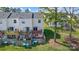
[[32, 30, 43, 39]]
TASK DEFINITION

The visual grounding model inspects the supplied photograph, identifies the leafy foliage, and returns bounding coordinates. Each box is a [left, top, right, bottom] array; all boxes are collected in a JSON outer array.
[[44, 29, 61, 42], [0, 7, 22, 12], [25, 9, 30, 13]]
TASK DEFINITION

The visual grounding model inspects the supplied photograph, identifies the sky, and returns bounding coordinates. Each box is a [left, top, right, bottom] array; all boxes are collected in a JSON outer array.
[[16, 7, 79, 14], [17, 7, 39, 12]]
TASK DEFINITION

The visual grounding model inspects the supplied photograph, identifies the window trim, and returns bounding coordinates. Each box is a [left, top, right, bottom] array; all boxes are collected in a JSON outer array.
[[8, 27, 14, 31], [0, 20, 2, 24], [38, 19, 41, 23], [14, 20, 17, 23], [22, 21, 25, 24], [33, 27, 38, 31], [26, 27, 30, 32]]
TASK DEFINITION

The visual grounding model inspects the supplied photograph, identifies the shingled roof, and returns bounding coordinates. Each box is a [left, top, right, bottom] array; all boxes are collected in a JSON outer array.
[[0, 12, 43, 19], [7, 12, 32, 19], [0, 12, 10, 19], [33, 12, 43, 19]]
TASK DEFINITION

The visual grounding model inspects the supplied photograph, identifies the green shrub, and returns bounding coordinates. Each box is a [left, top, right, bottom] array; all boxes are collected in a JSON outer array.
[[44, 29, 61, 42]]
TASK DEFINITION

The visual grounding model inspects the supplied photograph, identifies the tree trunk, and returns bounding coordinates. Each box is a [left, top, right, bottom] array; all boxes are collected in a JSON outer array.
[[69, 13, 73, 40], [54, 7, 57, 42], [54, 21, 57, 42], [69, 21, 72, 40]]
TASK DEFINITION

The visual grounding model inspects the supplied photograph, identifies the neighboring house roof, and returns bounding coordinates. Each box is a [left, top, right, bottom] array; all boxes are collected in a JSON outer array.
[[0, 12, 10, 19], [0, 12, 43, 19], [9, 12, 32, 19], [33, 13, 43, 19]]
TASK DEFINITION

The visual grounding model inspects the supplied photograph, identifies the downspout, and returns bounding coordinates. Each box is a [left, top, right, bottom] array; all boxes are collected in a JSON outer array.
[[31, 13, 34, 40], [7, 12, 12, 31], [32, 13, 34, 30]]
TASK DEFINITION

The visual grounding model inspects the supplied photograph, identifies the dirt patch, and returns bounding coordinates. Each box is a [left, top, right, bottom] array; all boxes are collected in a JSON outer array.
[[48, 39, 61, 48]]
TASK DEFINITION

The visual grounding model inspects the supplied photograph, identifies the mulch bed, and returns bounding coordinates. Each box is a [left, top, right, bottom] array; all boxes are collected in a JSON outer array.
[[48, 39, 61, 47], [64, 36, 79, 49]]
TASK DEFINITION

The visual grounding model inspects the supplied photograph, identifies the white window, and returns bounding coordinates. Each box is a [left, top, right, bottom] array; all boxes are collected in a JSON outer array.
[[0, 20, 2, 24], [8, 27, 14, 31], [22, 21, 25, 24], [14, 20, 17, 23], [33, 27, 38, 31], [38, 20, 41, 23], [26, 27, 29, 32]]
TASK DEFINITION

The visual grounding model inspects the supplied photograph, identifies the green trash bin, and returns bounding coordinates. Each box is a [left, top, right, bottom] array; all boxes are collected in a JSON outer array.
[[23, 42, 31, 48], [32, 39, 38, 46]]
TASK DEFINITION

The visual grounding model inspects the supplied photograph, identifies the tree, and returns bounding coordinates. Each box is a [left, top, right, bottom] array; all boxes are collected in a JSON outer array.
[[0, 7, 10, 12], [40, 7, 55, 25], [11, 8, 17, 12], [63, 7, 79, 39], [16, 8, 21, 13], [25, 9, 30, 13], [58, 11, 68, 32], [40, 7, 59, 42], [10, 8, 22, 13], [54, 7, 58, 42], [0, 7, 22, 13]]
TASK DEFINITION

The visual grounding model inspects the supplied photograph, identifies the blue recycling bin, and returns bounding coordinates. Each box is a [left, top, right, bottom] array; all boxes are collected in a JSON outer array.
[[4, 41, 7, 44], [12, 41, 16, 46], [3, 40, 8, 45], [25, 43, 30, 47], [22, 43, 26, 46], [32, 39, 38, 46], [23, 42, 31, 48]]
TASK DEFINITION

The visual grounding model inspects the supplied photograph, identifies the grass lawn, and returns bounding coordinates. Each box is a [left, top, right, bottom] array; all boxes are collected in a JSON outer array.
[[43, 25, 79, 51], [0, 44, 71, 51]]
